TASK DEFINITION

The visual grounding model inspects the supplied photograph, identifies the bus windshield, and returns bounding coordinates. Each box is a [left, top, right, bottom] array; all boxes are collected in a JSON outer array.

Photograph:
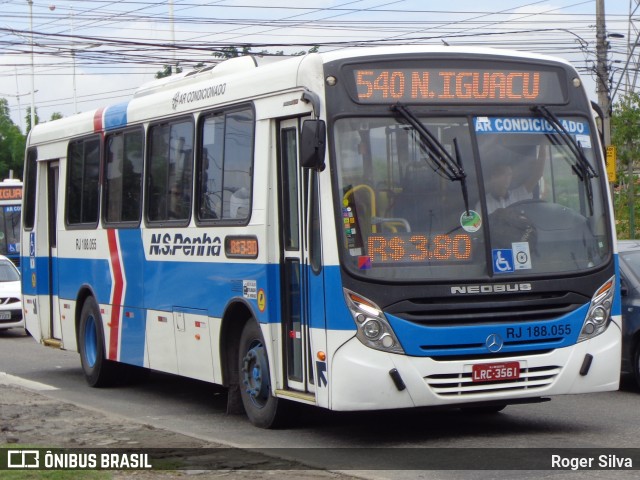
[[0, 205, 21, 257], [334, 113, 610, 281]]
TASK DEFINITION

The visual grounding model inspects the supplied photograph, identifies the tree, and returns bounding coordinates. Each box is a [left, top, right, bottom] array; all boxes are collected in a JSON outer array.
[[155, 65, 183, 79], [213, 46, 253, 59], [612, 92, 640, 175], [0, 99, 26, 180], [213, 45, 319, 60], [611, 92, 640, 239], [50, 112, 63, 121]]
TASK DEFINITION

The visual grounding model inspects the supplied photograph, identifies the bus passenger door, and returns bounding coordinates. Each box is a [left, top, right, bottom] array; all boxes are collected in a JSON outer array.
[[47, 162, 62, 340], [278, 118, 326, 398]]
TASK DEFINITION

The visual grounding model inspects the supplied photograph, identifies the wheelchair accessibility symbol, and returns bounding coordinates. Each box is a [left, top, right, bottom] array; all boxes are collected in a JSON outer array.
[[492, 249, 514, 273]]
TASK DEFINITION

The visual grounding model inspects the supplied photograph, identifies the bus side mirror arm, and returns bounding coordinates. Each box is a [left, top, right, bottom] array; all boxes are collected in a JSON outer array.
[[302, 90, 321, 118], [300, 119, 326, 171]]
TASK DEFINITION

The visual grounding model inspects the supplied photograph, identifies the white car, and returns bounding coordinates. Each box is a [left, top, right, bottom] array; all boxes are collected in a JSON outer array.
[[0, 255, 23, 331]]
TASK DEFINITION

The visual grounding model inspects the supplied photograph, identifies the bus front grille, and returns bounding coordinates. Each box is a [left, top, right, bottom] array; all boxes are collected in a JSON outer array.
[[425, 365, 560, 397], [387, 292, 589, 326]]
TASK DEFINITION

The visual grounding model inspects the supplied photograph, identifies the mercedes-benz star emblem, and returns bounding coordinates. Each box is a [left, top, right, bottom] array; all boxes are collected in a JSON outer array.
[[485, 333, 504, 353]]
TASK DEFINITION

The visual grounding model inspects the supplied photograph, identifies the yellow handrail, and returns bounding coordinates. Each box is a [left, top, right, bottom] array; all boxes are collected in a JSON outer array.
[[343, 184, 376, 233]]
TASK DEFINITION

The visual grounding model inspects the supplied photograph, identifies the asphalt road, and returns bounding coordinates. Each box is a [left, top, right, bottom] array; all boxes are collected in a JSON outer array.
[[2, 328, 640, 479]]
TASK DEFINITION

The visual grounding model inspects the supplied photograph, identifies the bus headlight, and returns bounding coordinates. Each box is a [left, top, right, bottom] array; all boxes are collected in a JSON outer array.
[[363, 319, 382, 339], [578, 276, 615, 343], [344, 289, 404, 354]]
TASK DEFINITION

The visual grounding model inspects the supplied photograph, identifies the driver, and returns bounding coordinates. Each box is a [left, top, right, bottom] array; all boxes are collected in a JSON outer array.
[[482, 147, 546, 214]]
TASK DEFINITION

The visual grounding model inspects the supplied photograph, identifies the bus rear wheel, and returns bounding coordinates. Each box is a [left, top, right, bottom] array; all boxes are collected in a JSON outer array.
[[78, 297, 116, 387], [238, 320, 285, 428]]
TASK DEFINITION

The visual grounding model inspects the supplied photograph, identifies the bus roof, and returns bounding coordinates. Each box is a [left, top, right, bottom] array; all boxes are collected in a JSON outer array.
[[318, 45, 574, 67], [0, 178, 23, 187]]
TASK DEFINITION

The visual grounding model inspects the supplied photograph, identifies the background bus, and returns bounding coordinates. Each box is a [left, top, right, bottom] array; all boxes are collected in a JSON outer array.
[[21, 46, 621, 428], [0, 177, 22, 266]]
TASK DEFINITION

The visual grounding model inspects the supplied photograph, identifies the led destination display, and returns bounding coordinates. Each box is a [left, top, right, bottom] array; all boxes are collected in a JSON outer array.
[[351, 66, 566, 104]]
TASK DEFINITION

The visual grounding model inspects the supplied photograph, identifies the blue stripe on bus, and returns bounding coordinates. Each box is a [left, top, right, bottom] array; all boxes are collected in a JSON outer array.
[[104, 102, 129, 130], [20, 256, 38, 296], [21, 250, 345, 329], [58, 257, 113, 302], [613, 254, 622, 316], [21, 251, 610, 359], [118, 230, 145, 307], [323, 266, 354, 331], [388, 303, 588, 357], [119, 306, 145, 366]]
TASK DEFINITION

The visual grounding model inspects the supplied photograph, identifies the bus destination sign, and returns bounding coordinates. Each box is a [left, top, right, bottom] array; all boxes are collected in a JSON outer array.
[[352, 67, 565, 104], [0, 186, 22, 200]]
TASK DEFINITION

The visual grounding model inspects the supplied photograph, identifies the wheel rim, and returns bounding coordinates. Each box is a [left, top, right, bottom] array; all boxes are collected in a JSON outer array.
[[84, 314, 98, 368], [241, 340, 270, 408]]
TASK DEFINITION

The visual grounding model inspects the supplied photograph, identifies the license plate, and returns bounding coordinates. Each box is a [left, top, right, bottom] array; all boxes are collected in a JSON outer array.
[[0, 312, 11, 320], [472, 362, 520, 382]]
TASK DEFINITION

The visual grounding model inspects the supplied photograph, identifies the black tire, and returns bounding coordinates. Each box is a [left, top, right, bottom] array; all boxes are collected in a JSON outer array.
[[78, 297, 117, 387], [633, 342, 640, 391], [238, 320, 285, 428]]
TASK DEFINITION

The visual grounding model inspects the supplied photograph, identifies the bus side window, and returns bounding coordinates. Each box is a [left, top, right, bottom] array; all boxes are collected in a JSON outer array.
[[66, 136, 100, 227], [198, 117, 224, 221], [121, 131, 144, 222], [103, 129, 144, 224], [147, 120, 194, 224], [105, 134, 124, 223], [222, 109, 253, 220], [197, 107, 254, 222], [198, 148, 217, 219]]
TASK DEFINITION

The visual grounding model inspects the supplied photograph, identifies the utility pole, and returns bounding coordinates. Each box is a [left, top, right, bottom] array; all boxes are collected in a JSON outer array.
[[169, 0, 176, 75], [596, 0, 611, 148], [27, 0, 35, 134]]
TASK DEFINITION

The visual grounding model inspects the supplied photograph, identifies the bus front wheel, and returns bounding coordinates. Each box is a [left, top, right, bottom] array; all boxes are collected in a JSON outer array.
[[238, 320, 285, 428], [78, 297, 116, 387]]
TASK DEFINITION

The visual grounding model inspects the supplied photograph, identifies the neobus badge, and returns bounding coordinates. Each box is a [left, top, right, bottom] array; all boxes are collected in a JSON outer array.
[[450, 283, 532, 294]]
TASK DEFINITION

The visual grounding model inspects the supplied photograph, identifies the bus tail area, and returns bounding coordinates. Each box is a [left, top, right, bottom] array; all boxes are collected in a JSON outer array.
[[22, 46, 621, 428]]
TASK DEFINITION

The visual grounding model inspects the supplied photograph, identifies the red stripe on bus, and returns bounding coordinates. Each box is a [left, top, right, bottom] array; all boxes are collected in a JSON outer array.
[[93, 108, 105, 132], [106, 230, 124, 361]]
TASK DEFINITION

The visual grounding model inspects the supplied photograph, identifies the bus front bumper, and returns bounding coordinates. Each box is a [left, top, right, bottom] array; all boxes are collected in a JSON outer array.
[[329, 320, 621, 411]]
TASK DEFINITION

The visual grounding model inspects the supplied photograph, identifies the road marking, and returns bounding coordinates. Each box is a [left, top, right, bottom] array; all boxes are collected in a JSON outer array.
[[0, 372, 58, 391]]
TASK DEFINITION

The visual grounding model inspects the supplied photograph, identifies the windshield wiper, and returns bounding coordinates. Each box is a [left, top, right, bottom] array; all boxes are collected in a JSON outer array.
[[531, 105, 597, 179], [531, 105, 596, 215], [391, 103, 470, 214]]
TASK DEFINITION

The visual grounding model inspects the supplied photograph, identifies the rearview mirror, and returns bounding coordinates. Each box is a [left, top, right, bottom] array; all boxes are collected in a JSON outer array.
[[300, 119, 326, 170]]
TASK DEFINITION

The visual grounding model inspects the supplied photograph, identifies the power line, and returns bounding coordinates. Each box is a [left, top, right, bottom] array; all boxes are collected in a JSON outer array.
[[0, 0, 630, 123]]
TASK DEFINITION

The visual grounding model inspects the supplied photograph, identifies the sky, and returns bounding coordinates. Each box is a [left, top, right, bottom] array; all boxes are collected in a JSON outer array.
[[0, 0, 632, 132]]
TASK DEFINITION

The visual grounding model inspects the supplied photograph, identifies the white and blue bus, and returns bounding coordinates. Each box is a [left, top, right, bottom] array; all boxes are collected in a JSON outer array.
[[22, 46, 621, 428]]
